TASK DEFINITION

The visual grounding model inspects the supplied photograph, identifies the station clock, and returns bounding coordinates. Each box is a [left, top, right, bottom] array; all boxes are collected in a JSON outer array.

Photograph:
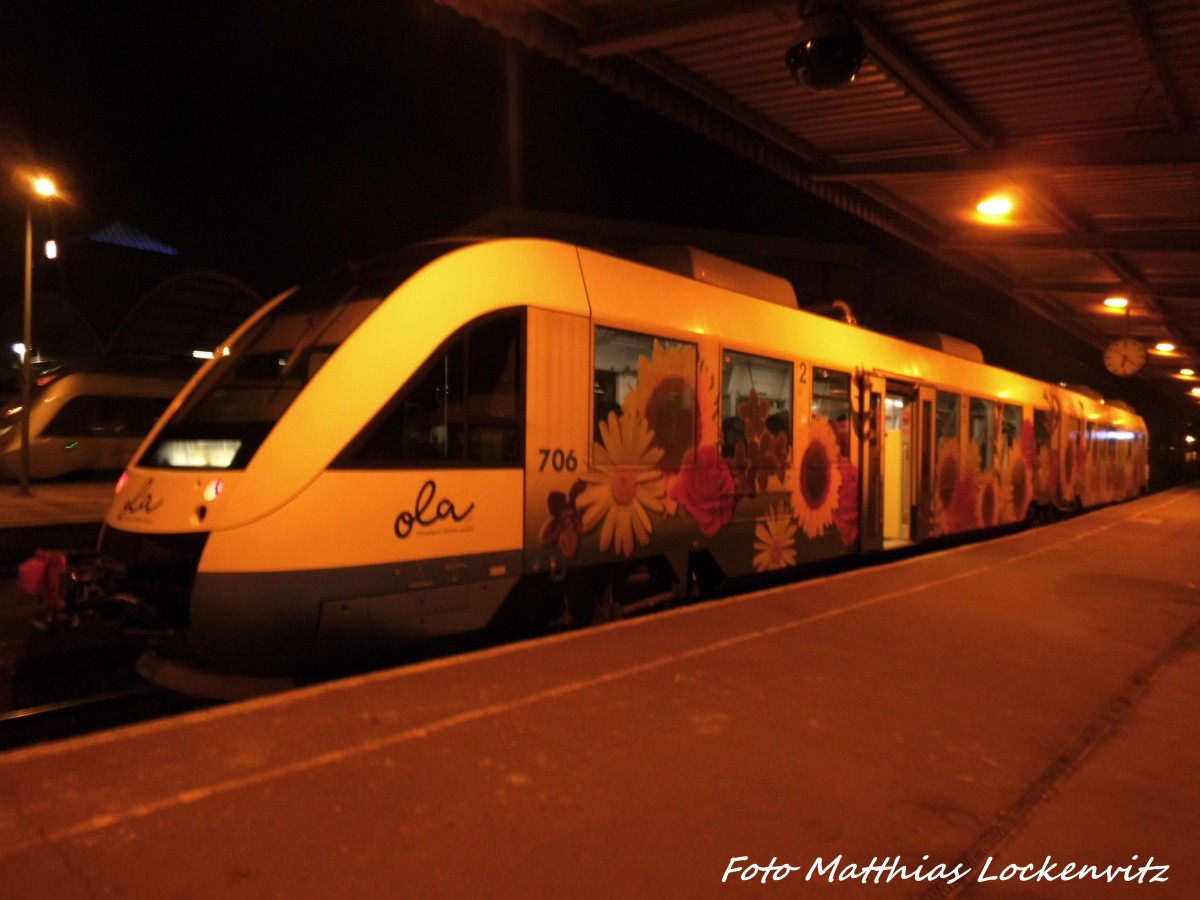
[[1103, 337, 1146, 376]]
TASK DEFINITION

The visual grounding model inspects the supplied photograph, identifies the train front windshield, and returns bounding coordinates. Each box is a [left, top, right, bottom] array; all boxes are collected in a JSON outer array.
[[140, 245, 451, 471]]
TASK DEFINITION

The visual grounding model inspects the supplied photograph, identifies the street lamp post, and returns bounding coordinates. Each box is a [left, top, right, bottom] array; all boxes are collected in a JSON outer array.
[[18, 174, 57, 497]]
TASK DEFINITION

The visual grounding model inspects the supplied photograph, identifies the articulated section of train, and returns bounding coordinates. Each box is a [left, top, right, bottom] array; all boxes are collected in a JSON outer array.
[[33, 239, 1148, 696]]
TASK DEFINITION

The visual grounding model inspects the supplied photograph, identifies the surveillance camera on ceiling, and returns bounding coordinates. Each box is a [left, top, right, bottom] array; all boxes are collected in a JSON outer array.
[[784, 7, 867, 92]]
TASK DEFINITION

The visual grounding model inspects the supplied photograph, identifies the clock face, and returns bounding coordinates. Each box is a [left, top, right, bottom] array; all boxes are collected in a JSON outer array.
[[1104, 337, 1146, 376]]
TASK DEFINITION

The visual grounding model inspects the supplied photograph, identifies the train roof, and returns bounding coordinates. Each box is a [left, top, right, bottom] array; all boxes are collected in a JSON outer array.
[[33, 359, 195, 383], [317, 237, 1143, 428]]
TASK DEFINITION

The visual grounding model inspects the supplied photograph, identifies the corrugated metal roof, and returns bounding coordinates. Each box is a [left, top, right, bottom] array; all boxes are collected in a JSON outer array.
[[435, 0, 1200, 396]]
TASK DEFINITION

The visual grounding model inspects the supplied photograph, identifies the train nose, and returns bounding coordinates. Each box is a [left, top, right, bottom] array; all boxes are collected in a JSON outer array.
[[96, 527, 210, 632]]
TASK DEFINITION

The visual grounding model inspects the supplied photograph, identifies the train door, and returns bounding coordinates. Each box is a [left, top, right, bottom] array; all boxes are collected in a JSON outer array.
[[861, 373, 885, 553], [883, 381, 917, 547], [912, 384, 937, 541]]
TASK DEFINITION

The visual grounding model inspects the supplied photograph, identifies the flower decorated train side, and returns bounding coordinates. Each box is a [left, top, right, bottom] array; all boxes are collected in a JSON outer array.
[[40, 239, 1148, 695]]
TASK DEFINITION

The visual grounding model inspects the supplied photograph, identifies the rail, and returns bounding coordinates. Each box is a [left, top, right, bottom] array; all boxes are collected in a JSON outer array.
[[0, 685, 213, 753]]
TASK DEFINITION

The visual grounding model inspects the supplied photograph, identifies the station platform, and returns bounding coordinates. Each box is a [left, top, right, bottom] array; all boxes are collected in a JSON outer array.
[[0, 479, 115, 570], [0, 485, 1197, 898], [0, 479, 116, 527]]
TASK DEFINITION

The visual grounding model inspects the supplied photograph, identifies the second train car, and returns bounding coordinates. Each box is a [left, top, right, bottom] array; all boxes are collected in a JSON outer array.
[[61, 239, 1148, 694]]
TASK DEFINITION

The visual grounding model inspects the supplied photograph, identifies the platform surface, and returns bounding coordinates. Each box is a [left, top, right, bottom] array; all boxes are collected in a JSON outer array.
[[0, 479, 116, 528], [1, 486, 1197, 898]]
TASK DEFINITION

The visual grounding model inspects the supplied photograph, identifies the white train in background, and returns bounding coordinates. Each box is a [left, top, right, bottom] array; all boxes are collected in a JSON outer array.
[[33, 239, 1147, 696], [0, 364, 185, 480]]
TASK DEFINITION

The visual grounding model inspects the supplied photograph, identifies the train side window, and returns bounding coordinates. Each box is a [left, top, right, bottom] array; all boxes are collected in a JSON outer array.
[[42, 396, 107, 436], [721, 350, 792, 460], [935, 392, 960, 445], [1002, 404, 1022, 444], [342, 311, 523, 467], [969, 398, 995, 470], [42, 395, 169, 437], [466, 315, 521, 462], [813, 367, 851, 456], [934, 391, 961, 510], [1001, 403, 1022, 464], [593, 326, 696, 470], [1034, 409, 1051, 453]]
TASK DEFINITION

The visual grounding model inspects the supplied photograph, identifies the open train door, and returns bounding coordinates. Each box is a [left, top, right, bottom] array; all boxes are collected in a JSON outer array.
[[877, 379, 925, 548]]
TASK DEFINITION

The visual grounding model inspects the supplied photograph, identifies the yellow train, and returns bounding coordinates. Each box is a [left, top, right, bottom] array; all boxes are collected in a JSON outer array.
[[46, 239, 1148, 695]]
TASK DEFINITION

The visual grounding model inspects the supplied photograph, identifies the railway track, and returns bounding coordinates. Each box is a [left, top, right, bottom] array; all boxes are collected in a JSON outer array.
[[0, 685, 213, 753]]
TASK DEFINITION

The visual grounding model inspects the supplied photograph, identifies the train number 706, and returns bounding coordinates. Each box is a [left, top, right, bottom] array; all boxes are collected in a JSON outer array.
[[537, 448, 579, 473]]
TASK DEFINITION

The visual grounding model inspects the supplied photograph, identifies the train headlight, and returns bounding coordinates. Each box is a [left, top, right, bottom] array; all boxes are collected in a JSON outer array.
[[203, 478, 224, 502]]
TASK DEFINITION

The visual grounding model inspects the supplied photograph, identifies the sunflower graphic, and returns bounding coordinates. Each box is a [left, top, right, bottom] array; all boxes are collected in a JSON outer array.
[[1008, 453, 1031, 521], [930, 439, 960, 535], [963, 438, 983, 481], [1062, 435, 1078, 493], [577, 411, 666, 558], [753, 503, 798, 572], [794, 416, 842, 539], [976, 469, 1002, 527], [935, 440, 960, 511], [948, 472, 979, 533], [620, 341, 697, 474], [1035, 445, 1053, 499]]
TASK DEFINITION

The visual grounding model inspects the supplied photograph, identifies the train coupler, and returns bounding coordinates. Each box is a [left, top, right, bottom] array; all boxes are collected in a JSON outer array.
[[17, 550, 168, 632]]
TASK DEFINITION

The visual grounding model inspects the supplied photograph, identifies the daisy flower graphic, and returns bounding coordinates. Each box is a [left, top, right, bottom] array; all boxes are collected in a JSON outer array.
[[577, 411, 666, 558], [753, 503, 798, 572]]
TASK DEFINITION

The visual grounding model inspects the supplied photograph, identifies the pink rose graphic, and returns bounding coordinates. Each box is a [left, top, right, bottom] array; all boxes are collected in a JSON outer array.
[[671, 445, 735, 537]]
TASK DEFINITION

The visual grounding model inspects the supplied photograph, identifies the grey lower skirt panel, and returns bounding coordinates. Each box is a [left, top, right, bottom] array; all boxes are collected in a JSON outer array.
[[188, 548, 524, 672]]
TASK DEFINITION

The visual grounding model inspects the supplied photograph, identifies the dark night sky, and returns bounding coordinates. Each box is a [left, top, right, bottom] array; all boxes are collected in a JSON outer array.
[[1, 0, 865, 294]]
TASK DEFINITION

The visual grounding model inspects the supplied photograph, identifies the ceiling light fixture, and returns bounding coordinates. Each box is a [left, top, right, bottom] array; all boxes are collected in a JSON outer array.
[[976, 195, 1013, 216]]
